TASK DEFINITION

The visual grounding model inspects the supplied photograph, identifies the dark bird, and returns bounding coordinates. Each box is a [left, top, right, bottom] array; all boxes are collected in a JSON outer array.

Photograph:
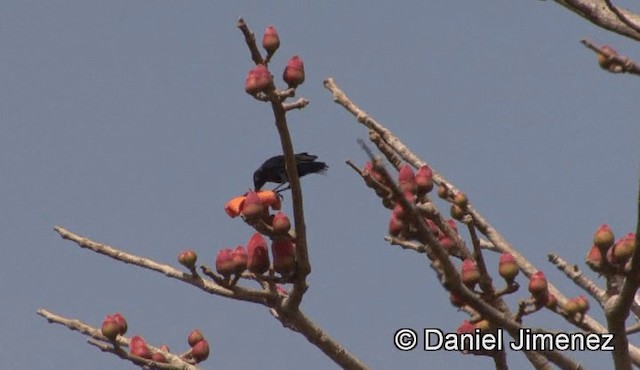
[[253, 152, 328, 191]]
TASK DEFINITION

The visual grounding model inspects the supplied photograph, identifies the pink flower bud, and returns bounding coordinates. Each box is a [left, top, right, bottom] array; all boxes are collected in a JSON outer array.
[[461, 259, 480, 288], [241, 191, 264, 221], [247, 233, 270, 274], [283, 55, 305, 88], [593, 224, 615, 250], [457, 320, 475, 334], [398, 164, 416, 194], [101, 315, 120, 341], [272, 239, 296, 276], [262, 26, 280, 55], [130, 335, 151, 359], [191, 339, 210, 363], [178, 249, 198, 270], [611, 233, 635, 263], [231, 246, 248, 275], [528, 271, 548, 296], [188, 329, 205, 347], [112, 312, 128, 335], [498, 253, 519, 281], [272, 211, 291, 234], [215, 248, 234, 277], [415, 165, 433, 195], [388, 214, 403, 237], [585, 245, 603, 272]]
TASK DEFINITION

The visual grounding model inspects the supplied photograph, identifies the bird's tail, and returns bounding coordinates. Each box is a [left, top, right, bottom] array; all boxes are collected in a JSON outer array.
[[298, 161, 328, 176]]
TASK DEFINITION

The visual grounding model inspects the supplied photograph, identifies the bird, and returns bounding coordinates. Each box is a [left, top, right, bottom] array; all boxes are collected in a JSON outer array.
[[253, 152, 328, 192]]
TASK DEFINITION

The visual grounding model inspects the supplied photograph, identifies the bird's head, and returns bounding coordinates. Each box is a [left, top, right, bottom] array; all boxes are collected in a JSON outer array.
[[253, 170, 265, 191]]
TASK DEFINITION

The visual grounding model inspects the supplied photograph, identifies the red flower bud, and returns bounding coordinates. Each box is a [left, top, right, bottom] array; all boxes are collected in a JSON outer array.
[[231, 246, 248, 275], [283, 55, 305, 88], [112, 312, 128, 335], [498, 252, 519, 281], [187, 329, 205, 347], [130, 335, 151, 359], [528, 271, 548, 296], [446, 219, 458, 233], [461, 259, 480, 288], [575, 295, 589, 314], [241, 190, 265, 221], [178, 249, 198, 270], [415, 165, 433, 195], [262, 26, 280, 55], [247, 233, 270, 274], [611, 233, 635, 263], [191, 339, 210, 363], [438, 235, 455, 250], [215, 248, 234, 277], [389, 214, 403, 237], [101, 315, 120, 341], [585, 245, 603, 272], [272, 239, 296, 276], [457, 320, 475, 334], [398, 164, 416, 194], [593, 224, 615, 250], [272, 211, 291, 234], [151, 351, 167, 363]]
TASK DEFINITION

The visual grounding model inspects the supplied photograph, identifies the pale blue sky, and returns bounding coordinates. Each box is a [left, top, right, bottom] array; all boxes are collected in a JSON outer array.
[[2, 1, 639, 369]]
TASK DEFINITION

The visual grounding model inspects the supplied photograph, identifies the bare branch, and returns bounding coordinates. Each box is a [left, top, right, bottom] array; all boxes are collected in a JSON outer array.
[[53, 226, 274, 305], [37, 309, 197, 370], [552, 0, 640, 41], [581, 39, 640, 75]]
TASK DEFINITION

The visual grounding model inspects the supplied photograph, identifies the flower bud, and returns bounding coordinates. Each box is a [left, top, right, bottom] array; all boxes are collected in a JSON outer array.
[[457, 320, 475, 334], [498, 252, 519, 281], [611, 233, 635, 263], [528, 271, 548, 296], [563, 298, 580, 315], [215, 248, 234, 277], [112, 312, 128, 335], [474, 319, 490, 332], [461, 259, 480, 288], [101, 315, 120, 341], [272, 211, 291, 234], [262, 26, 280, 55], [191, 339, 210, 363], [178, 249, 198, 270], [253, 64, 273, 92], [438, 235, 455, 250], [446, 219, 458, 233], [187, 329, 204, 347], [415, 165, 434, 195], [398, 164, 416, 194], [231, 246, 248, 275], [585, 245, 603, 272], [241, 191, 264, 221], [283, 55, 305, 88], [257, 190, 281, 211], [437, 184, 449, 199], [151, 351, 167, 363], [597, 45, 618, 70], [593, 224, 615, 250], [272, 239, 296, 276], [450, 204, 465, 221], [247, 232, 270, 274], [389, 214, 403, 237], [130, 335, 151, 359], [576, 295, 589, 314]]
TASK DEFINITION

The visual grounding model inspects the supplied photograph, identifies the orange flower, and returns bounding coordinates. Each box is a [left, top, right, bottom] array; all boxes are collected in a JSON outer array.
[[224, 191, 281, 218]]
